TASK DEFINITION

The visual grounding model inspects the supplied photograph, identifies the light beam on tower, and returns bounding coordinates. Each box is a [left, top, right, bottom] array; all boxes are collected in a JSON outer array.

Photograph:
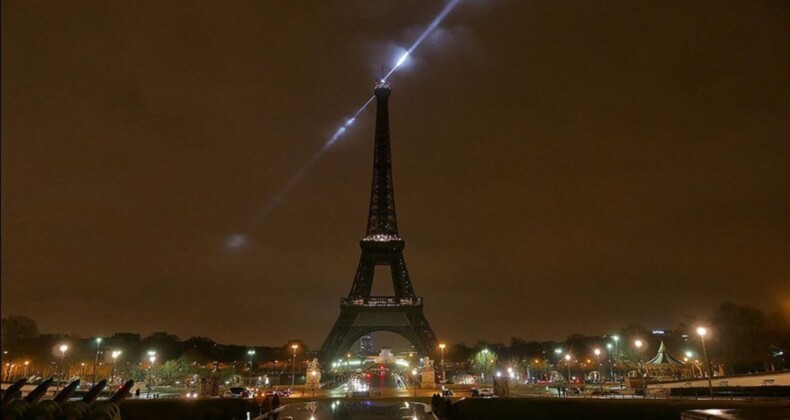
[[227, 0, 464, 248]]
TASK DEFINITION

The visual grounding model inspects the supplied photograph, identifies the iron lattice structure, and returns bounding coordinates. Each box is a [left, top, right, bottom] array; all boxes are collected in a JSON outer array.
[[320, 83, 438, 362]]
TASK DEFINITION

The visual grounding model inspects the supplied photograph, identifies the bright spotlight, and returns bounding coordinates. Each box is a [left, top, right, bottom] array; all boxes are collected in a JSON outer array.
[[232, 0, 463, 230], [395, 51, 409, 68]]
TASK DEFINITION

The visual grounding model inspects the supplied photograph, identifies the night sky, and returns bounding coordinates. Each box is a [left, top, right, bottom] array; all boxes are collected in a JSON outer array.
[[2, 1, 788, 349]]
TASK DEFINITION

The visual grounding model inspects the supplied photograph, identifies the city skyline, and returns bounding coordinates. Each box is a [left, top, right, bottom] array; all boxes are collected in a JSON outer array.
[[2, 1, 789, 349]]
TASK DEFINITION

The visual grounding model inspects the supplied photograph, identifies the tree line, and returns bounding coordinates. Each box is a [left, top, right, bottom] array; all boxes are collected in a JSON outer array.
[[2, 301, 787, 379]]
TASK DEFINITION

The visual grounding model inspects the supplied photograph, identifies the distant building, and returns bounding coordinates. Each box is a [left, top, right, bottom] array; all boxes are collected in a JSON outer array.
[[110, 332, 141, 343], [360, 334, 374, 354]]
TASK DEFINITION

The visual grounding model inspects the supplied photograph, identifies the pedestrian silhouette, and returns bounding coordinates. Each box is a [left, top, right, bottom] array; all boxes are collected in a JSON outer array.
[[270, 393, 281, 420]]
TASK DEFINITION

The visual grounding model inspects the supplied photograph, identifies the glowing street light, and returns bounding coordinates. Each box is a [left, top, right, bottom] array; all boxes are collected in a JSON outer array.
[[92, 337, 102, 385], [634, 340, 647, 396], [634, 340, 645, 375], [58, 344, 69, 391], [247, 349, 256, 386], [438, 343, 446, 383], [593, 349, 602, 379], [291, 344, 298, 388], [147, 351, 156, 397], [564, 354, 572, 382], [606, 343, 614, 380], [611, 336, 621, 380], [593, 348, 603, 394], [111, 351, 121, 384], [23, 360, 30, 378], [696, 327, 714, 397]]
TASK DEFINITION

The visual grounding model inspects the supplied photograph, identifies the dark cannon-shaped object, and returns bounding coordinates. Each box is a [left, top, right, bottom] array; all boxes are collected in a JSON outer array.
[[1, 379, 134, 420], [2, 378, 54, 420], [1, 378, 30, 407], [83, 380, 134, 420], [26, 379, 81, 420]]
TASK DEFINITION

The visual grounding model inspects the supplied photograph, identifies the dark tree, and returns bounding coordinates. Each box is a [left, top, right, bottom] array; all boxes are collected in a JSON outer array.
[[1, 315, 40, 350]]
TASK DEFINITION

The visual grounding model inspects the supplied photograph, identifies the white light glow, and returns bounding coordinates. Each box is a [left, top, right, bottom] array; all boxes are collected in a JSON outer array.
[[395, 51, 409, 68], [234, 0, 463, 230], [226, 234, 247, 249]]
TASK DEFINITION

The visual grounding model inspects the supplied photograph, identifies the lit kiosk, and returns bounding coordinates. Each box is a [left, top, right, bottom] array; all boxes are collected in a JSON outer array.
[[320, 81, 438, 364]]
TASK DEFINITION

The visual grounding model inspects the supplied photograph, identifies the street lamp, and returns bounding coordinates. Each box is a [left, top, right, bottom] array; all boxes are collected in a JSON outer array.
[[290, 344, 298, 388], [634, 340, 647, 396], [593, 349, 601, 379], [23, 361, 30, 378], [247, 350, 256, 386], [438, 343, 446, 384], [634, 340, 644, 374], [147, 351, 156, 398], [593, 349, 603, 394], [92, 337, 102, 385], [481, 349, 491, 383], [111, 351, 121, 384], [612, 336, 620, 380], [696, 327, 714, 398], [553, 348, 562, 381], [564, 354, 571, 382], [58, 345, 69, 391], [606, 343, 614, 380]]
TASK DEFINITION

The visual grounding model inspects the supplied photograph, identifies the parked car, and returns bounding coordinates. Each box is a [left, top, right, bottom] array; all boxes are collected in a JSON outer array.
[[441, 388, 454, 397], [222, 387, 252, 398]]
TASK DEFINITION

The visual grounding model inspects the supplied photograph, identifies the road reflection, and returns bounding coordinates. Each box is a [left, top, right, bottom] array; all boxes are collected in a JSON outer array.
[[274, 400, 431, 420]]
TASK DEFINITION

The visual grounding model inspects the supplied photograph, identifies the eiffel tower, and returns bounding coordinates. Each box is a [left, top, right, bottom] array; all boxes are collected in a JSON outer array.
[[320, 81, 438, 362]]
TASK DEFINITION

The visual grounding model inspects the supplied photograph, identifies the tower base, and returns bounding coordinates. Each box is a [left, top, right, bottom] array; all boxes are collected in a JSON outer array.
[[320, 299, 437, 363]]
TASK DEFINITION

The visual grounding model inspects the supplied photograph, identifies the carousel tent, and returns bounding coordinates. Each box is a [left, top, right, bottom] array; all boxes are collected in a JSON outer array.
[[644, 341, 689, 380]]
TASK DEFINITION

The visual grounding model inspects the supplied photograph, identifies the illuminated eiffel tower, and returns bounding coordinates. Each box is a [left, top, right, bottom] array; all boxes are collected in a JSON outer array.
[[320, 81, 437, 361]]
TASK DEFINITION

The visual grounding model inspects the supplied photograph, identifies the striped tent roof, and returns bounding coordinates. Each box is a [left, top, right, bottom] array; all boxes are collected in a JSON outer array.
[[645, 341, 685, 366]]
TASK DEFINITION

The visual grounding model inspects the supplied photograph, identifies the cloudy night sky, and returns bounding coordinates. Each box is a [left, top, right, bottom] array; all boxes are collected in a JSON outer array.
[[2, 1, 788, 349]]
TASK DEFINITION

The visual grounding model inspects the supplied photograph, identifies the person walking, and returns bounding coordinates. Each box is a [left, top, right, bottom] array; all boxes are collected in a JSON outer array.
[[270, 393, 281, 420]]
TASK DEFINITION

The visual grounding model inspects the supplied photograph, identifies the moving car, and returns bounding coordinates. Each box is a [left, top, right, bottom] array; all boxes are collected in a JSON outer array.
[[222, 387, 252, 398], [478, 388, 494, 397], [264, 388, 292, 398]]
